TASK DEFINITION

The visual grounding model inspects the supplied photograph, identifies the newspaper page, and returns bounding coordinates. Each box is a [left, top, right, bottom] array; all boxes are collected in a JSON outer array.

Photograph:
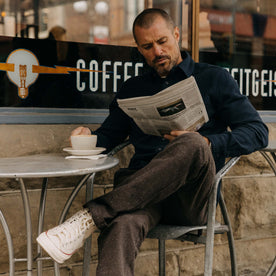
[[117, 76, 209, 136]]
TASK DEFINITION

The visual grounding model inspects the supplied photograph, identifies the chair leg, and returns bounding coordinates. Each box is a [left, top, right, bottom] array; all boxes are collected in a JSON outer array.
[[158, 239, 166, 276], [204, 183, 217, 276], [219, 194, 238, 276], [204, 224, 215, 276], [266, 256, 276, 276]]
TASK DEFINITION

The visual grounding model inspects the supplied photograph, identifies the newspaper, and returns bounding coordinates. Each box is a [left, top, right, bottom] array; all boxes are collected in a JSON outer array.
[[117, 76, 209, 136]]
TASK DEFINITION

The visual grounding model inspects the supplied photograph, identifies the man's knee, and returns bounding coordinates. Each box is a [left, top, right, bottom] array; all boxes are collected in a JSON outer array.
[[173, 132, 209, 151], [166, 132, 213, 166]]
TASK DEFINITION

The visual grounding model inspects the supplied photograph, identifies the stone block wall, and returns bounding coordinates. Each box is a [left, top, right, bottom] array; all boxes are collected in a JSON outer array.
[[0, 123, 275, 275]]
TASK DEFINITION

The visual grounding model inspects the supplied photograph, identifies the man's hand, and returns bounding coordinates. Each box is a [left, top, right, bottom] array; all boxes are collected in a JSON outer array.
[[71, 126, 91, 136], [164, 130, 210, 145]]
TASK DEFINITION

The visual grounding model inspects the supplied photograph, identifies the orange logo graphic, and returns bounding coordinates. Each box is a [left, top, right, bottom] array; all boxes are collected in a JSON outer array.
[[0, 48, 109, 99]]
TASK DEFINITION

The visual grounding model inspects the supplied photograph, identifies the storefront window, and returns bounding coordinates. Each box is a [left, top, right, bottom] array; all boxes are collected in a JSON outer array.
[[0, 0, 145, 45], [199, 0, 276, 111], [0, 1, 193, 48], [200, 0, 276, 56], [1, 0, 273, 56], [1, 0, 275, 123]]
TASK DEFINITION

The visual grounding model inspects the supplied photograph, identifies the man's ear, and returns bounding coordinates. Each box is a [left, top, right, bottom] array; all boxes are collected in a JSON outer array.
[[174, 26, 180, 42]]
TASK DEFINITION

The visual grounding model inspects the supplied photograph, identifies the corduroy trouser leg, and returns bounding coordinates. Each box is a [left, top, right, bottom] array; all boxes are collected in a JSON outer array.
[[83, 132, 216, 276]]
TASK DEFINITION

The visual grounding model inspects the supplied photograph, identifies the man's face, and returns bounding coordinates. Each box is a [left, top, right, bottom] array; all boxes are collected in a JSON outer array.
[[134, 16, 182, 77]]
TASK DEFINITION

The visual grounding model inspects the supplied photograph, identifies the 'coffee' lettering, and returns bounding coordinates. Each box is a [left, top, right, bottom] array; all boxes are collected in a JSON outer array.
[[76, 59, 143, 93]]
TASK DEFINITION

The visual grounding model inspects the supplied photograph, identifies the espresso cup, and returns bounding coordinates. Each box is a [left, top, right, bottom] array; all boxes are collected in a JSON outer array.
[[71, 135, 97, 150]]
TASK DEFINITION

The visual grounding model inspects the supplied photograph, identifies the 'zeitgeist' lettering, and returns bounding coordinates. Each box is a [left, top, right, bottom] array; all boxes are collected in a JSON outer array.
[[76, 59, 144, 93], [225, 67, 276, 97]]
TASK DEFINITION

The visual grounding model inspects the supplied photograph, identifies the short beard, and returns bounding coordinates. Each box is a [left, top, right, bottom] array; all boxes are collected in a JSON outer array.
[[152, 55, 178, 77], [155, 65, 170, 77]]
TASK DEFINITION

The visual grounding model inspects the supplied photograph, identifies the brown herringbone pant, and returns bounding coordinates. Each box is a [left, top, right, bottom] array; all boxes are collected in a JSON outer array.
[[84, 132, 216, 276]]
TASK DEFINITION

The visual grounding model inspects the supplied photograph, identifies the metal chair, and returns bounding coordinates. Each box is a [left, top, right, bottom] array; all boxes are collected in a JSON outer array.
[[109, 140, 240, 276]]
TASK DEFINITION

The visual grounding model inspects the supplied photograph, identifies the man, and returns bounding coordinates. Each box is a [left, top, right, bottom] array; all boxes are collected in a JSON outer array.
[[37, 8, 268, 275]]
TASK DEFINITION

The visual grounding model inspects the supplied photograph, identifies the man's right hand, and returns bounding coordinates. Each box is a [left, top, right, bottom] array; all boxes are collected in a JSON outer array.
[[71, 126, 91, 136]]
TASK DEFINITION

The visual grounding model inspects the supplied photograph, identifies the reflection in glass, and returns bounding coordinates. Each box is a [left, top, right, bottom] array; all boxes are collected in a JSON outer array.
[[200, 0, 276, 56], [0, 1, 145, 46], [199, 0, 276, 112], [0, 1, 193, 49]]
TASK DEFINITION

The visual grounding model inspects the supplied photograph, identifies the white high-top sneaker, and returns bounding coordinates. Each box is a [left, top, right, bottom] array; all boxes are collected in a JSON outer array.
[[36, 209, 97, 264]]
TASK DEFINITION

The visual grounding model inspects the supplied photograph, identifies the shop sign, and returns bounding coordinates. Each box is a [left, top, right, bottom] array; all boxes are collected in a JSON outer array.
[[0, 36, 275, 111]]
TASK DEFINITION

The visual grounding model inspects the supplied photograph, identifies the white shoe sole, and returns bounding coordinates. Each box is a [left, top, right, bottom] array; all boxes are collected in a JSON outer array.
[[36, 232, 72, 264]]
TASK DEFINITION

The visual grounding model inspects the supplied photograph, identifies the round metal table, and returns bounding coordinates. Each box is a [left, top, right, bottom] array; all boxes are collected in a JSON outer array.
[[0, 153, 119, 276]]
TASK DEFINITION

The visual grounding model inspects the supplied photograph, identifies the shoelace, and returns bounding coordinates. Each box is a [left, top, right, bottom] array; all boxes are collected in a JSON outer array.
[[50, 212, 92, 248]]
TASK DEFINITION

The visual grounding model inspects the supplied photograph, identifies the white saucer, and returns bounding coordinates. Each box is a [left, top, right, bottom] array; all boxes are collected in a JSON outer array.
[[63, 147, 106, 156]]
